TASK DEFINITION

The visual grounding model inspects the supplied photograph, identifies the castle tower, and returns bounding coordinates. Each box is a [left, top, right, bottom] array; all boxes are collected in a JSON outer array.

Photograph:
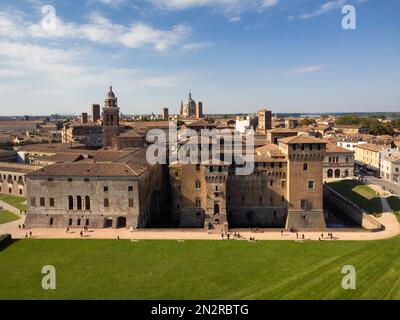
[[279, 135, 327, 229], [203, 160, 229, 230], [257, 109, 272, 132], [196, 102, 203, 119]]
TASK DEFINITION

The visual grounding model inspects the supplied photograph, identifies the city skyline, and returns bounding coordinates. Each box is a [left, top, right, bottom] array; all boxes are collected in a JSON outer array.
[[0, 0, 399, 115]]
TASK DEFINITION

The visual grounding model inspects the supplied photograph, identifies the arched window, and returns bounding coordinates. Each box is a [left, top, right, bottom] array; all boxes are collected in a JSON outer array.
[[303, 163, 308, 171], [196, 198, 201, 207], [344, 169, 349, 177], [68, 196, 73, 210], [85, 196, 91, 211], [195, 180, 201, 189], [335, 169, 341, 178], [327, 169, 333, 178], [77, 196, 82, 210]]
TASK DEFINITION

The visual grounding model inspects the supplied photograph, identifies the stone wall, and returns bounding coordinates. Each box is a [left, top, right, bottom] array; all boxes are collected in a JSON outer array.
[[323, 184, 383, 231]]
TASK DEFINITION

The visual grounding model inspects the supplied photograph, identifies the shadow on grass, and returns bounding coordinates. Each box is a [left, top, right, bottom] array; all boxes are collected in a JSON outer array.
[[328, 180, 383, 214], [0, 238, 19, 252]]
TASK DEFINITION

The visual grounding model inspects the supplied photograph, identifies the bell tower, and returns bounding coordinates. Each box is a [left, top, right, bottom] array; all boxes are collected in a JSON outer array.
[[102, 86, 122, 148], [103, 86, 120, 126]]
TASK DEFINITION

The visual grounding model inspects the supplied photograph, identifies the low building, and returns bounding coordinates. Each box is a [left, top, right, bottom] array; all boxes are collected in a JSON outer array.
[[15, 143, 95, 164], [336, 138, 366, 151], [0, 162, 41, 197], [267, 128, 298, 144], [25, 148, 163, 229], [62, 124, 103, 148], [354, 143, 383, 175], [334, 124, 368, 135], [116, 131, 146, 149], [380, 156, 400, 182], [285, 117, 298, 129], [324, 144, 354, 181], [0, 121, 41, 133]]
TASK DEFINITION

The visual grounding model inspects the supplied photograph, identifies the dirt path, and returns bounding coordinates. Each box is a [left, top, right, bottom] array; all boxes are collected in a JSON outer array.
[[1, 211, 399, 241]]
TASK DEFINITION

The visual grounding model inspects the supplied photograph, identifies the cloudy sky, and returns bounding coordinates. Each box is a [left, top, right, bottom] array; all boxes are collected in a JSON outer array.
[[0, 0, 399, 115]]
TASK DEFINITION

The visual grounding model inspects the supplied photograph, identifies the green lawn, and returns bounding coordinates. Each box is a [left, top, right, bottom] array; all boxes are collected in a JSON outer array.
[[0, 211, 20, 225], [1, 239, 400, 300], [387, 196, 400, 223], [0, 194, 27, 212], [328, 180, 382, 214]]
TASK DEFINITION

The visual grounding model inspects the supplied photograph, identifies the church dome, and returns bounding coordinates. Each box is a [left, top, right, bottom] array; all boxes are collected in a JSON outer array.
[[106, 86, 116, 99]]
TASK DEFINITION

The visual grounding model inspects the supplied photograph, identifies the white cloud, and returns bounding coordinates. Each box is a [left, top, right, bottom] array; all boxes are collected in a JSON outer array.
[[0, 41, 188, 92], [148, 0, 279, 15], [120, 23, 191, 50], [229, 16, 241, 22], [300, 0, 346, 19], [261, 0, 279, 8], [0, 9, 191, 52], [284, 65, 325, 75], [182, 42, 211, 51], [90, 0, 127, 8]]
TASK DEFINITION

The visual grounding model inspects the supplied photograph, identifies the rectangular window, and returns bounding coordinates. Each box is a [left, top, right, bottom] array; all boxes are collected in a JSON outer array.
[[301, 199, 307, 210], [104, 186, 109, 192], [68, 178, 73, 182], [48, 178, 53, 182], [281, 180, 286, 188], [128, 186, 133, 192], [30, 197, 36, 206], [77, 218, 81, 226], [40, 197, 45, 207], [49, 198, 55, 207], [84, 178, 89, 182], [270, 180, 274, 187], [68, 218, 73, 226], [86, 219, 89, 226], [104, 198, 109, 207], [129, 198, 134, 207], [308, 181, 315, 189]]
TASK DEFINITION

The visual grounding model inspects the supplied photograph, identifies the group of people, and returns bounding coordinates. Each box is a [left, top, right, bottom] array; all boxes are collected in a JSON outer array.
[[18, 224, 26, 229], [24, 231, 33, 239], [221, 230, 242, 240]]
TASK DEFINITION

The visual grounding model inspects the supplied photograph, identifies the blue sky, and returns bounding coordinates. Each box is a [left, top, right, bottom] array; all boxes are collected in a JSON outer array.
[[0, 0, 399, 116]]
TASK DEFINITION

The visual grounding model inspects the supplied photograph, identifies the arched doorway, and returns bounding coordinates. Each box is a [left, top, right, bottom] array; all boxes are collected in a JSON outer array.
[[117, 217, 127, 228], [335, 169, 341, 178], [104, 218, 113, 228], [214, 202, 220, 214], [327, 169, 333, 178]]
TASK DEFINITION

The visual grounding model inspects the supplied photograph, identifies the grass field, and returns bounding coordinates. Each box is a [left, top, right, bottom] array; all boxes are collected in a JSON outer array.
[[0, 194, 27, 212], [328, 180, 382, 213], [0, 210, 20, 225], [1, 238, 400, 300]]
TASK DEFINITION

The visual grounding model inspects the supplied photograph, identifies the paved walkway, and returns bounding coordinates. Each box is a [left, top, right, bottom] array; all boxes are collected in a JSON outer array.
[[366, 176, 400, 196], [1, 212, 400, 241]]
